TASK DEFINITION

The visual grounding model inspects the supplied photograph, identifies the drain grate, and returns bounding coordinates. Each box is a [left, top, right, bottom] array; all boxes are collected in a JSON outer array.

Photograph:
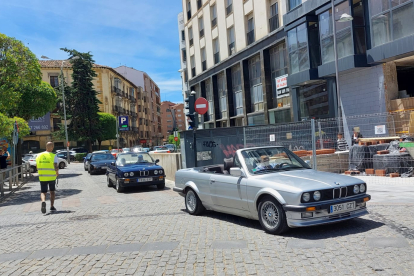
[[69, 215, 100, 221]]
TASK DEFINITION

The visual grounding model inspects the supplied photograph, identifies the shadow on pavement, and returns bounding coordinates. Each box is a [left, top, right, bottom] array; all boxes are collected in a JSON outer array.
[[44, 210, 75, 216], [56, 173, 82, 179], [0, 189, 82, 207], [121, 186, 172, 194]]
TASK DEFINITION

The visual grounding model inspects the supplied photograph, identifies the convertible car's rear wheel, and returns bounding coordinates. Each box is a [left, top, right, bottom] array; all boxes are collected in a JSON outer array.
[[115, 178, 124, 193], [258, 196, 289, 235], [107, 175, 113, 187], [185, 189, 205, 215]]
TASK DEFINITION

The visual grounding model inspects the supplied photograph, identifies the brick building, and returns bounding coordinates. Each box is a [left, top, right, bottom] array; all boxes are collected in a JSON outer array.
[[161, 101, 186, 142]]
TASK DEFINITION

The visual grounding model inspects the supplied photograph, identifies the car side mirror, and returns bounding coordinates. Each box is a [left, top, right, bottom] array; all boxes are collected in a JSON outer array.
[[155, 159, 160, 164], [111, 162, 115, 166], [305, 160, 311, 166], [230, 167, 244, 177]]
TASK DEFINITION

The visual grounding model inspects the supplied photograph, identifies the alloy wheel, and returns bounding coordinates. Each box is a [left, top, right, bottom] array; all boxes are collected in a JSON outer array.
[[186, 190, 197, 212], [260, 201, 280, 230]]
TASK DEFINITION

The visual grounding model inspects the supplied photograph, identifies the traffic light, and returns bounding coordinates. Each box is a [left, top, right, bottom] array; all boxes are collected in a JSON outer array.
[[185, 92, 197, 129]]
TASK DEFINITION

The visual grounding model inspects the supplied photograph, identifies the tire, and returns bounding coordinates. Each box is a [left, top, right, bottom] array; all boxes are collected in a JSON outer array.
[[59, 162, 65, 169], [88, 168, 94, 175], [30, 166, 36, 173], [257, 196, 289, 235], [84, 164, 88, 171], [185, 189, 205, 215], [157, 182, 165, 190], [107, 175, 113, 187], [115, 178, 124, 193]]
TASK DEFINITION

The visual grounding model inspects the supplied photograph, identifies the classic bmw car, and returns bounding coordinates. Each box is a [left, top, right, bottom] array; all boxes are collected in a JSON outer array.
[[86, 153, 115, 174], [173, 146, 371, 235], [106, 152, 165, 193]]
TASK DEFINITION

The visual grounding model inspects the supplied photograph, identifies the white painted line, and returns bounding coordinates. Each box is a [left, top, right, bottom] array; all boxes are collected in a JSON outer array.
[[196, 104, 206, 108]]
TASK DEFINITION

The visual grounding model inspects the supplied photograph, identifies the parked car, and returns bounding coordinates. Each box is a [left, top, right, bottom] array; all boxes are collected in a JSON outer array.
[[142, 148, 150, 152], [56, 152, 75, 162], [24, 154, 68, 173], [164, 144, 176, 152], [86, 153, 115, 175], [122, 148, 131, 153], [149, 146, 171, 154], [83, 153, 92, 169], [106, 152, 165, 193], [132, 146, 143, 153], [111, 149, 123, 158], [93, 150, 109, 154], [71, 148, 88, 154], [173, 146, 371, 235]]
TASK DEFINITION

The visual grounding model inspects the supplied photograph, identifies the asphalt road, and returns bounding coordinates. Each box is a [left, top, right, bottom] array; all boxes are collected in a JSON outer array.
[[0, 163, 413, 275]]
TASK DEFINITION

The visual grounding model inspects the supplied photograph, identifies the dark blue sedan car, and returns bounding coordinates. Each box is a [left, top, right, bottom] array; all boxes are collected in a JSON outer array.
[[106, 152, 165, 193]]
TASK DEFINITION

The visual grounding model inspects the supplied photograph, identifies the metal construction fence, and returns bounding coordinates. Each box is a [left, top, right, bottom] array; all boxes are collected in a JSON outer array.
[[0, 164, 32, 198], [181, 111, 414, 184]]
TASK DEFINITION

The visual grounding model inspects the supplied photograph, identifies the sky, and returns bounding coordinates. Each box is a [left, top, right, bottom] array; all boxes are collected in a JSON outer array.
[[0, 0, 184, 103]]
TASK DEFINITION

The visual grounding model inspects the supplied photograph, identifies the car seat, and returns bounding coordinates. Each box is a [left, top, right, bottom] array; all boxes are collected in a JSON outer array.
[[120, 158, 126, 166], [223, 158, 234, 174]]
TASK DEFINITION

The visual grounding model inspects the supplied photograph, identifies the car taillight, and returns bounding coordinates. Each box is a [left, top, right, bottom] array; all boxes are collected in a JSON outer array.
[[29, 159, 35, 161], [167, 151, 170, 153]]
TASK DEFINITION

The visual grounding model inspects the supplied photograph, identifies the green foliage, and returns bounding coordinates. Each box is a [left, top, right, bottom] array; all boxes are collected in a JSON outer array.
[[75, 153, 87, 162], [60, 48, 101, 151], [168, 132, 180, 144], [97, 112, 116, 142], [0, 113, 13, 138], [0, 114, 30, 140], [0, 33, 42, 112]]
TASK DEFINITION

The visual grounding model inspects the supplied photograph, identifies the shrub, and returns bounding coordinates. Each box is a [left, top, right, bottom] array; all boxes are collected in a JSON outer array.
[[75, 153, 87, 162]]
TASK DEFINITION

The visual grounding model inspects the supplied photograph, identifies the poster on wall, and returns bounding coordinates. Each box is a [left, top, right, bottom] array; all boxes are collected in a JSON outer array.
[[0, 138, 12, 164], [28, 112, 51, 131]]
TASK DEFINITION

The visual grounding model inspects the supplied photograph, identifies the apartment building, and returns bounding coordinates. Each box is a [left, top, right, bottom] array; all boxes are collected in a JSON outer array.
[[114, 66, 162, 146], [161, 101, 186, 141], [23, 60, 143, 151], [179, 0, 414, 129]]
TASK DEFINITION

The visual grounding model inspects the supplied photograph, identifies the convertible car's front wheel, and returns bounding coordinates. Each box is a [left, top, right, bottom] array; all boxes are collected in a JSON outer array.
[[107, 175, 113, 187], [185, 189, 205, 215], [258, 196, 289, 235], [115, 178, 124, 193]]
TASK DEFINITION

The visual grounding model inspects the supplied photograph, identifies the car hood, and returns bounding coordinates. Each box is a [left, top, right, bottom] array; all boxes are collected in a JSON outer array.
[[90, 160, 114, 166], [253, 169, 365, 191], [117, 163, 163, 171]]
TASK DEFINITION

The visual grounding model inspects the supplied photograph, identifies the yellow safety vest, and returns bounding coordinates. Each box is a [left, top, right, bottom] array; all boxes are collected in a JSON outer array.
[[36, 152, 57, 181]]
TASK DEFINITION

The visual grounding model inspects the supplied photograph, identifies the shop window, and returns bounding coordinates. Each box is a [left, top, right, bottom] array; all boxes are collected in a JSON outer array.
[[270, 42, 289, 109], [319, 2, 353, 64], [269, 109, 292, 124], [299, 82, 330, 120], [232, 65, 243, 116], [247, 113, 265, 126], [370, 0, 414, 47], [248, 55, 263, 112], [287, 23, 309, 74]]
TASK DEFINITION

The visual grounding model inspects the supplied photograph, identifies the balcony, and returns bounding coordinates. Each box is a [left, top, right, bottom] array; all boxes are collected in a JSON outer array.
[[199, 29, 204, 38], [214, 52, 220, 64], [269, 15, 279, 32], [226, 4, 232, 16], [202, 61, 206, 71], [121, 91, 125, 97], [228, 42, 235, 56], [247, 30, 255, 45], [129, 95, 136, 103], [111, 86, 117, 94], [116, 88, 122, 97], [211, 18, 217, 28]]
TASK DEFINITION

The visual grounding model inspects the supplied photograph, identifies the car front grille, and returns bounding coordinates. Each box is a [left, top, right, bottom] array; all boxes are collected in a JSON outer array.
[[302, 184, 366, 203], [328, 212, 351, 220]]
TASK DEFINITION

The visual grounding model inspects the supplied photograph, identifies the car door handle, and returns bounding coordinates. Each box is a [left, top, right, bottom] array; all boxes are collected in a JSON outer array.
[[210, 179, 215, 184]]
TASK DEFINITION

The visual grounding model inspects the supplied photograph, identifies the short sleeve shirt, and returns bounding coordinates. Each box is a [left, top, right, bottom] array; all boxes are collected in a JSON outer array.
[[37, 152, 59, 164]]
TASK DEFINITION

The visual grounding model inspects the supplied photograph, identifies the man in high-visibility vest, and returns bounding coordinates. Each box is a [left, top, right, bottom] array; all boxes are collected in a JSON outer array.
[[36, 142, 59, 214]]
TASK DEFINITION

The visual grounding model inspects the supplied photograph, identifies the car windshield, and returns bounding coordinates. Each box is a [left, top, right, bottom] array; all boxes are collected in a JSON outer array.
[[91, 154, 115, 161], [156, 147, 169, 151], [111, 149, 120, 153], [241, 147, 310, 174], [23, 155, 34, 161], [116, 153, 154, 166], [122, 148, 131, 152]]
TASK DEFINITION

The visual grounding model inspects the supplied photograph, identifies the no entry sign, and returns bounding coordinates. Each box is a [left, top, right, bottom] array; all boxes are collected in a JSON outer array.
[[195, 97, 209, 115]]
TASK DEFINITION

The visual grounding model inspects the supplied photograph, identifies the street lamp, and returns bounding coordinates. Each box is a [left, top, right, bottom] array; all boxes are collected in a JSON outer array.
[[330, 1, 353, 133], [41, 55, 79, 163]]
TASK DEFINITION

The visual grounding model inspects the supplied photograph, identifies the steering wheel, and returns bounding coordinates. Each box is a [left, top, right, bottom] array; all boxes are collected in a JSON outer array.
[[275, 162, 290, 168]]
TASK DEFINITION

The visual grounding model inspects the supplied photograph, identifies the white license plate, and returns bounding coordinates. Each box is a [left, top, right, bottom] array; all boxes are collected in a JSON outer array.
[[101, 166, 107, 169], [330, 201, 355, 214], [138, 178, 152, 182]]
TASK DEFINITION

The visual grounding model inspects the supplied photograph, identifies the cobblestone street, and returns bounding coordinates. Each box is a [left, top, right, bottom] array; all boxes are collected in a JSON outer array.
[[0, 163, 413, 275]]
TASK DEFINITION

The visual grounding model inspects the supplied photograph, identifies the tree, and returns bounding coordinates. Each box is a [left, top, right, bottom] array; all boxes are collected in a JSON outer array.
[[0, 33, 42, 113], [168, 132, 180, 144], [97, 112, 116, 150], [61, 48, 101, 153], [0, 114, 29, 141], [0, 113, 13, 138]]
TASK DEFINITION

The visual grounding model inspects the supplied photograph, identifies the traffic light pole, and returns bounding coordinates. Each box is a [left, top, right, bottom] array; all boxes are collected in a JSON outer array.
[[193, 112, 198, 167], [116, 116, 119, 151]]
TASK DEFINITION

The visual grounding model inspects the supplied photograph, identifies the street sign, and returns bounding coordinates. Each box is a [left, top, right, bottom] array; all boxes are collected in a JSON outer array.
[[119, 116, 129, 131], [140, 139, 146, 144], [276, 74, 288, 89], [195, 97, 208, 115], [174, 137, 178, 142]]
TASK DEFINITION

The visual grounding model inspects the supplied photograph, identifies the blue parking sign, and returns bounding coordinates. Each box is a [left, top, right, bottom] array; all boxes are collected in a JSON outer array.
[[119, 116, 129, 131]]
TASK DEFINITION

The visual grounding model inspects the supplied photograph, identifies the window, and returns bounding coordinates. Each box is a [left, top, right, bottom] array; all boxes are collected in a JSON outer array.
[[211, 5, 217, 27], [226, 0, 233, 16], [187, 1, 192, 20], [287, 23, 309, 74], [181, 30, 185, 41], [319, 2, 353, 64], [178, 109, 182, 112], [213, 39, 220, 64], [353, 0, 367, 55], [218, 73, 227, 117], [199, 17, 204, 37], [269, 2, 279, 32], [178, 114, 182, 117], [248, 55, 263, 112], [228, 27, 235, 56], [246, 16, 255, 45], [189, 27, 194, 46], [201, 48, 206, 71], [232, 65, 243, 116], [370, 0, 414, 47], [50, 76, 59, 88], [289, 0, 301, 11], [197, 0, 202, 10], [205, 79, 214, 121], [299, 82, 330, 120], [191, 55, 196, 77], [182, 49, 187, 63], [270, 42, 289, 109]]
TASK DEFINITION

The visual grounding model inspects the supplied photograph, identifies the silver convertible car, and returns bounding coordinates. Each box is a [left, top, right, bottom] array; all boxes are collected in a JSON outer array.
[[173, 146, 371, 235]]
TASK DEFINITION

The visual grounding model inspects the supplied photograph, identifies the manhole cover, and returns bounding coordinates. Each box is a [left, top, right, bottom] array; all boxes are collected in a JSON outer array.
[[69, 215, 100, 221]]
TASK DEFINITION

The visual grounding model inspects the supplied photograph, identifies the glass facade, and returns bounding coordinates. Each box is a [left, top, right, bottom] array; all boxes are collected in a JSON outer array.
[[370, 0, 414, 47], [247, 113, 265, 126], [298, 82, 330, 120], [269, 109, 292, 124], [248, 54, 263, 112], [205, 79, 214, 122], [217, 73, 227, 119], [289, 0, 302, 11], [287, 23, 309, 74], [269, 42, 290, 112], [231, 64, 243, 116], [319, 1, 353, 64]]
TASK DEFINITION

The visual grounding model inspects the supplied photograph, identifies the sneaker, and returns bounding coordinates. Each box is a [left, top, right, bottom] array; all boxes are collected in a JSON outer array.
[[50, 206, 57, 212], [41, 202, 46, 214]]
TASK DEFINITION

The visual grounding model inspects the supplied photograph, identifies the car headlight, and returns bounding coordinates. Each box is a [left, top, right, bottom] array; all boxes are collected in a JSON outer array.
[[313, 191, 321, 201], [302, 193, 310, 202], [154, 170, 158, 175], [353, 185, 360, 194], [124, 173, 129, 177], [359, 183, 366, 193], [159, 170, 163, 174], [130, 172, 134, 177]]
